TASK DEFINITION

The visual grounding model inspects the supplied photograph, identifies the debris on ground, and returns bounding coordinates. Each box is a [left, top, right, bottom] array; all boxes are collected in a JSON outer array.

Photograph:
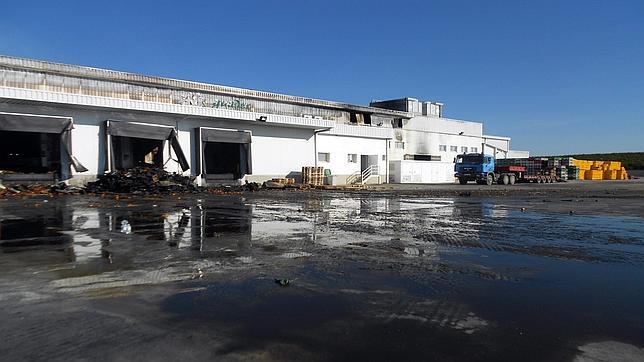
[[50, 182, 85, 194], [265, 178, 295, 189], [120, 220, 132, 234], [0, 182, 85, 197], [206, 181, 263, 195], [85, 167, 199, 194], [275, 278, 292, 287]]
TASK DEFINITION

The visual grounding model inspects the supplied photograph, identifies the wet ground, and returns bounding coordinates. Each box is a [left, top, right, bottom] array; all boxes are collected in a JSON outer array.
[[1, 183, 644, 361]]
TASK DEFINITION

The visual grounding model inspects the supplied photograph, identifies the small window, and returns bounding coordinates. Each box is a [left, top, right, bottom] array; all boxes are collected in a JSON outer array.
[[382, 155, 386, 161], [395, 142, 405, 149], [347, 154, 357, 163], [450, 146, 458, 152], [318, 152, 330, 163], [461, 146, 468, 153], [471, 147, 478, 153], [439, 145, 447, 152]]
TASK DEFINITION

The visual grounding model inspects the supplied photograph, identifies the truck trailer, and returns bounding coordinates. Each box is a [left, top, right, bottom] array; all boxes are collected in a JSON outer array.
[[454, 154, 559, 185]]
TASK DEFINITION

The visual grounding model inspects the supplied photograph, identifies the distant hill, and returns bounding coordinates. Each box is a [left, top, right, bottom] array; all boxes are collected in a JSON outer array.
[[559, 152, 644, 170]]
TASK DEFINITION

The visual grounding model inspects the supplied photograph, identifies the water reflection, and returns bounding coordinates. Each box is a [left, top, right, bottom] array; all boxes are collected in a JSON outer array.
[[2, 194, 641, 277], [0, 195, 481, 268]]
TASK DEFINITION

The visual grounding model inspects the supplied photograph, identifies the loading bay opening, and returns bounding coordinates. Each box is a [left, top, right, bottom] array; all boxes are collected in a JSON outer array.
[[0, 112, 87, 182], [197, 128, 252, 183], [106, 120, 189, 172], [0, 131, 61, 174], [111, 136, 164, 170]]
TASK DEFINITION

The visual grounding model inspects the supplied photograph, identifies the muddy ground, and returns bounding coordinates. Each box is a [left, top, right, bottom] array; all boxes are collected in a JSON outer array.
[[1, 180, 643, 361]]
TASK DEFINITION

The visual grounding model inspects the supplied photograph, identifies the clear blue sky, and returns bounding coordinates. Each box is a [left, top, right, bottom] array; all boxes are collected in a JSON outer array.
[[1, 1, 642, 155]]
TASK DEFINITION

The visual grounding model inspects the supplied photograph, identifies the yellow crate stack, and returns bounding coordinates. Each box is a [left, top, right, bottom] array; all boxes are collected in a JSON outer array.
[[617, 167, 629, 180], [609, 161, 622, 171], [572, 159, 628, 180], [584, 170, 603, 180], [603, 170, 617, 180]]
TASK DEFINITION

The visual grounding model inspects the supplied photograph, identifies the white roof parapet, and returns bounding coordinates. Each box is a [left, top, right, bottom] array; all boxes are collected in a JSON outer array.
[[483, 134, 511, 141], [0, 86, 335, 129], [0, 55, 411, 118], [322, 123, 393, 139], [405, 115, 483, 136]]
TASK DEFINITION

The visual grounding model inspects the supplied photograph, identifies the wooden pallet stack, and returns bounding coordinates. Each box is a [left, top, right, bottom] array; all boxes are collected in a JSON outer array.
[[302, 166, 324, 186]]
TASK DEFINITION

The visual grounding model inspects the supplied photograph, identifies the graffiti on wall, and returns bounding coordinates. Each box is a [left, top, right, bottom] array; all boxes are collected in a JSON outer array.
[[175, 92, 254, 112]]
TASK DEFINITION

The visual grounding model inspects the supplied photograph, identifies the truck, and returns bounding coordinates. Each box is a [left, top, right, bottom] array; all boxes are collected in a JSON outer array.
[[454, 154, 559, 185]]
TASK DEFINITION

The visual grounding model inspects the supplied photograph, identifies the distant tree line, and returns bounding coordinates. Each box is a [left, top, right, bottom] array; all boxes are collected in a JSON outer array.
[[560, 152, 644, 170]]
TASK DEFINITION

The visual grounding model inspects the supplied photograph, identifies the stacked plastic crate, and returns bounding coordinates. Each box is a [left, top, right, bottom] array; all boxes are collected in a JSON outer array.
[[567, 166, 580, 180], [498, 158, 551, 177], [571, 159, 629, 180], [554, 157, 573, 181]]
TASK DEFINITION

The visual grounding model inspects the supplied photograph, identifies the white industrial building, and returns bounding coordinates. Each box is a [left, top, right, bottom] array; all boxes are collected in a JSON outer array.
[[0, 56, 527, 185], [370, 98, 529, 183]]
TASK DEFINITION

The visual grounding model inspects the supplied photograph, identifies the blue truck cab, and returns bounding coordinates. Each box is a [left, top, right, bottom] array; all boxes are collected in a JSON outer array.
[[454, 153, 496, 185]]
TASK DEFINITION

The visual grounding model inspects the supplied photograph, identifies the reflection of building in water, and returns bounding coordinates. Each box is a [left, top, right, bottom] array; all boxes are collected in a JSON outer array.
[[377, 197, 487, 247], [87, 197, 254, 256], [0, 198, 258, 270], [251, 203, 323, 243], [0, 200, 76, 264], [190, 196, 253, 254], [483, 203, 509, 219]]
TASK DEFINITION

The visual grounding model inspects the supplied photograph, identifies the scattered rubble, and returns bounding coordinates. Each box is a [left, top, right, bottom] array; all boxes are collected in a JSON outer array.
[[85, 167, 199, 194], [274, 278, 292, 287], [0, 182, 84, 197]]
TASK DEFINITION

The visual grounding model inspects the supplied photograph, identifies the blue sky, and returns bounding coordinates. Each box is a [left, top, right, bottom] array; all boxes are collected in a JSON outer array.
[[1, 0, 642, 155]]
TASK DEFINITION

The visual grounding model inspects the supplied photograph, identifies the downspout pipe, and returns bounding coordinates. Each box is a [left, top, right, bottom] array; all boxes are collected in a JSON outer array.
[[313, 128, 331, 167]]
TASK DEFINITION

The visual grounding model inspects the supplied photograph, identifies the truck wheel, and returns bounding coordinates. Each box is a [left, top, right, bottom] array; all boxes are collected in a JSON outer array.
[[486, 174, 494, 186], [502, 174, 510, 185], [509, 174, 516, 185], [459, 178, 467, 185]]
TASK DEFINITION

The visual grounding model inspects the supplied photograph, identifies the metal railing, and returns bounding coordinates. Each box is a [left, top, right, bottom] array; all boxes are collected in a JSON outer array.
[[346, 164, 380, 185], [346, 171, 362, 185], [360, 164, 379, 185]]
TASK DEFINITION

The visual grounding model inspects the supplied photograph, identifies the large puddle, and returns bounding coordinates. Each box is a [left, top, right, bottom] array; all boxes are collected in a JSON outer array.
[[1, 194, 643, 360]]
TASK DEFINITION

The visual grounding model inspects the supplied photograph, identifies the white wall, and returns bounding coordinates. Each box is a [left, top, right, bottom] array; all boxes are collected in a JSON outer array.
[[251, 127, 314, 178], [389, 115, 486, 164], [483, 137, 510, 151], [482, 135, 511, 159], [71, 124, 101, 176], [390, 129, 483, 162], [316, 134, 387, 178], [405, 116, 483, 136], [389, 160, 455, 183], [507, 150, 530, 159]]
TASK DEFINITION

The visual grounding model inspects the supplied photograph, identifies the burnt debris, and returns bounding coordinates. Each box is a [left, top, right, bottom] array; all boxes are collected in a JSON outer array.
[[85, 167, 199, 194]]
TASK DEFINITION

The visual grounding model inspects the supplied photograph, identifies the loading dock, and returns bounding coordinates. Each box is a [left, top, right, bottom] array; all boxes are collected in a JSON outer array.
[[105, 120, 189, 172], [195, 127, 252, 184], [0, 112, 87, 182]]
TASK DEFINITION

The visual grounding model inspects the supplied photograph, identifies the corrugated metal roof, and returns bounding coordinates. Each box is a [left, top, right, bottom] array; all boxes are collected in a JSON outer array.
[[0, 55, 411, 118]]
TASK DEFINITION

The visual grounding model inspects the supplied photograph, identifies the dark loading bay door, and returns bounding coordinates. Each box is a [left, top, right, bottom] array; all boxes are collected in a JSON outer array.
[[198, 128, 252, 180]]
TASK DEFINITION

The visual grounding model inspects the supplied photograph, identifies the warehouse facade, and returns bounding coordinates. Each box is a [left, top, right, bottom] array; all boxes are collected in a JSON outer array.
[[0, 56, 526, 185], [371, 98, 529, 183]]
